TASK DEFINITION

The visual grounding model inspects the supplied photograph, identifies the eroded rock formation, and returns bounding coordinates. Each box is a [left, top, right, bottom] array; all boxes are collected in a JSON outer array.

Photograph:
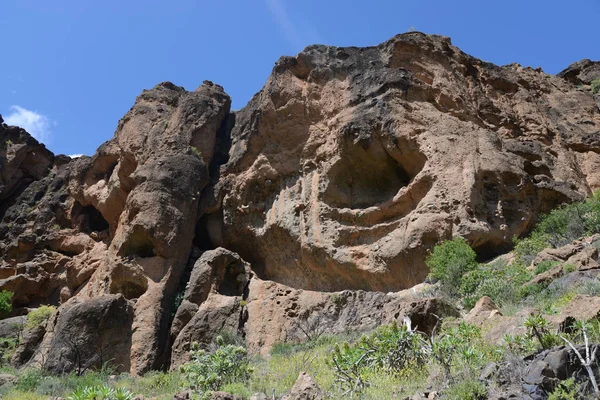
[[1, 32, 600, 374]]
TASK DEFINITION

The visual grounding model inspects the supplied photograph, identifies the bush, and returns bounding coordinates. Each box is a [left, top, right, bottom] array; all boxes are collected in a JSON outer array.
[[35, 376, 66, 397], [548, 378, 580, 400], [16, 369, 44, 392], [0, 291, 13, 318], [426, 238, 477, 295], [329, 321, 430, 396], [563, 264, 576, 274], [513, 231, 550, 265], [444, 378, 487, 400], [26, 305, 56, 329], [459, 259, 532, 309], [534, 260, 559, 275], [179, 336, 252, 395], [0, 337, 17, 366], [591, 78, 600, 95]]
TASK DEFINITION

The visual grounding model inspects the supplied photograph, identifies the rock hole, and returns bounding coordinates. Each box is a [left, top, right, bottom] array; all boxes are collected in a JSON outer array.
[[323, 136, 425, 209], [120, 227, 156, 258], [109, 264, 148, 300], [217, 262, 246, 297], [72, 202, 109, 233]]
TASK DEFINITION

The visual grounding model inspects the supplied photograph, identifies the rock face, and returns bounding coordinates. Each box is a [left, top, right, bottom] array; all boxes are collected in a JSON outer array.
[[170, 248, 250, 368], [41, 294, 134, 374], [218, 32, 599, 292], [1, 32, 600, 373]]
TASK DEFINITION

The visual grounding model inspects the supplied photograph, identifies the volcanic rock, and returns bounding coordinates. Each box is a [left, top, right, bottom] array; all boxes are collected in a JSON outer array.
[[2, 33, 600, 374], [218, 32, 599, 293]]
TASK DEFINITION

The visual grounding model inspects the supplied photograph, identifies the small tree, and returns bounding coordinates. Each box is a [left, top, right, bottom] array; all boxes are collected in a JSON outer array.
[[426, 238, 478, 295], [0, 290, 13, 318]]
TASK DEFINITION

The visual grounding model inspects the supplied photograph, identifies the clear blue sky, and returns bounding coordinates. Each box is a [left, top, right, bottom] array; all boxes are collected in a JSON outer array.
[[1, 1, 599, 156]]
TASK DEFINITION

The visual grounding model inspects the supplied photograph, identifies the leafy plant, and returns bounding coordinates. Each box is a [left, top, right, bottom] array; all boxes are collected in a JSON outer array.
[[190, 146, 202, 158], [426, 238, 477, 296], [548, 378, 580, 400], [0, 290, 13, 318], [524, 314, 559, 350], [67, 385, 133, 400], [26, 305, 56, 329], [179, 336, 252, 395], [329, 320, 430, 396], [591, 78, 600, 95], [534, 260, 559, 275], [16, 369, 44, 392], [444, 378, 487, 400]]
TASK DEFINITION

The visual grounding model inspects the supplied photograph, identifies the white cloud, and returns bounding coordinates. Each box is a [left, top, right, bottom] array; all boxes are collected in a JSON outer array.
[[4, 105, 52, 144], [68, 154, 84, 158]]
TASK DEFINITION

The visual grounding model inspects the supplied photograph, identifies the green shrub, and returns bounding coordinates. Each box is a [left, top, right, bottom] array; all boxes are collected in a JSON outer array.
[[190, 146, 202, 158], [26, 305, 56, 329], [591, 78, 600, 94], [534, 260, 559, 275], [0, 291, 13, 318], [503, 334, 536, 355], [221, 382, 252, 398], [16, 369, 44, 392], [35, 376, 66, 397], [459, 259, 531, 310], [444, 378, 487, 400], [548, 378, 580, 400], [563, 264, 576, 274], [513, 231, 550, 265], [426, 238, 477, 295], [0, 337, 17, 366], [329, 321, 430, 395], [524, 314, 560, 350], [179, 336, 252, 395]]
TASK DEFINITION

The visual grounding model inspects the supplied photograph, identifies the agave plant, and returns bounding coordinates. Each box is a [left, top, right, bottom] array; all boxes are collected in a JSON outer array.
[[67, 387, 88, 400], [96, 385, 116, 400], [68, 384, 133, 400], [114, 387, 135, 400]]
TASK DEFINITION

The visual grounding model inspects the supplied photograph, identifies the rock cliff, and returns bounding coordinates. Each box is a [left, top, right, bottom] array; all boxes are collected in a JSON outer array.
[[1, 32, 599, 374]]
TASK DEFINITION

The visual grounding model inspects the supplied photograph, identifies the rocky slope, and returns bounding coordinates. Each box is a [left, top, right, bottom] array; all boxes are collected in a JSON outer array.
[[1, 32, 599, 374]]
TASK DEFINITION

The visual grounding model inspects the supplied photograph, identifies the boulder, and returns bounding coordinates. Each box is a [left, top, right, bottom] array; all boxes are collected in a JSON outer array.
[[523, 345, 593, 393], [244, 277, 458, 355], [39, 294, 134, 374], [281, 372, 323, 400], [0, 315, 26, 340], [465, 296, 502, 326], [0, 373, 17, 386], [11, 323, 47, 367], [170, 248, 251, 367]]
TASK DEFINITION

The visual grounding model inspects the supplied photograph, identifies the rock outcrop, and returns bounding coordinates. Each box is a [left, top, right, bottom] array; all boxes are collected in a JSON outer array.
[[1, 32, 600, 374], [218, 32, 599, 292]]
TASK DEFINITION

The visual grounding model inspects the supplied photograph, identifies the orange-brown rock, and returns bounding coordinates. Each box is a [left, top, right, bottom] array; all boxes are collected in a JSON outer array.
[[217, 32, 599, 293], [2, 32, 600, 374]]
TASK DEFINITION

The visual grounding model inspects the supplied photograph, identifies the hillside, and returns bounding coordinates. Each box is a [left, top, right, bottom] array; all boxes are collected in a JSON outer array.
[[1, 32, 600, 399]]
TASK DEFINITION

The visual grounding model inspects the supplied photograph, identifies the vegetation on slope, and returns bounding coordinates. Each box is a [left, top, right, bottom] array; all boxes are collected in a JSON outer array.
[[3, 193, 600, 398]]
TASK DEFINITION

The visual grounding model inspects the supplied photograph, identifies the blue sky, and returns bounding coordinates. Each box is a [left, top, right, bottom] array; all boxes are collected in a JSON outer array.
[[1, 1, 599, 157]]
